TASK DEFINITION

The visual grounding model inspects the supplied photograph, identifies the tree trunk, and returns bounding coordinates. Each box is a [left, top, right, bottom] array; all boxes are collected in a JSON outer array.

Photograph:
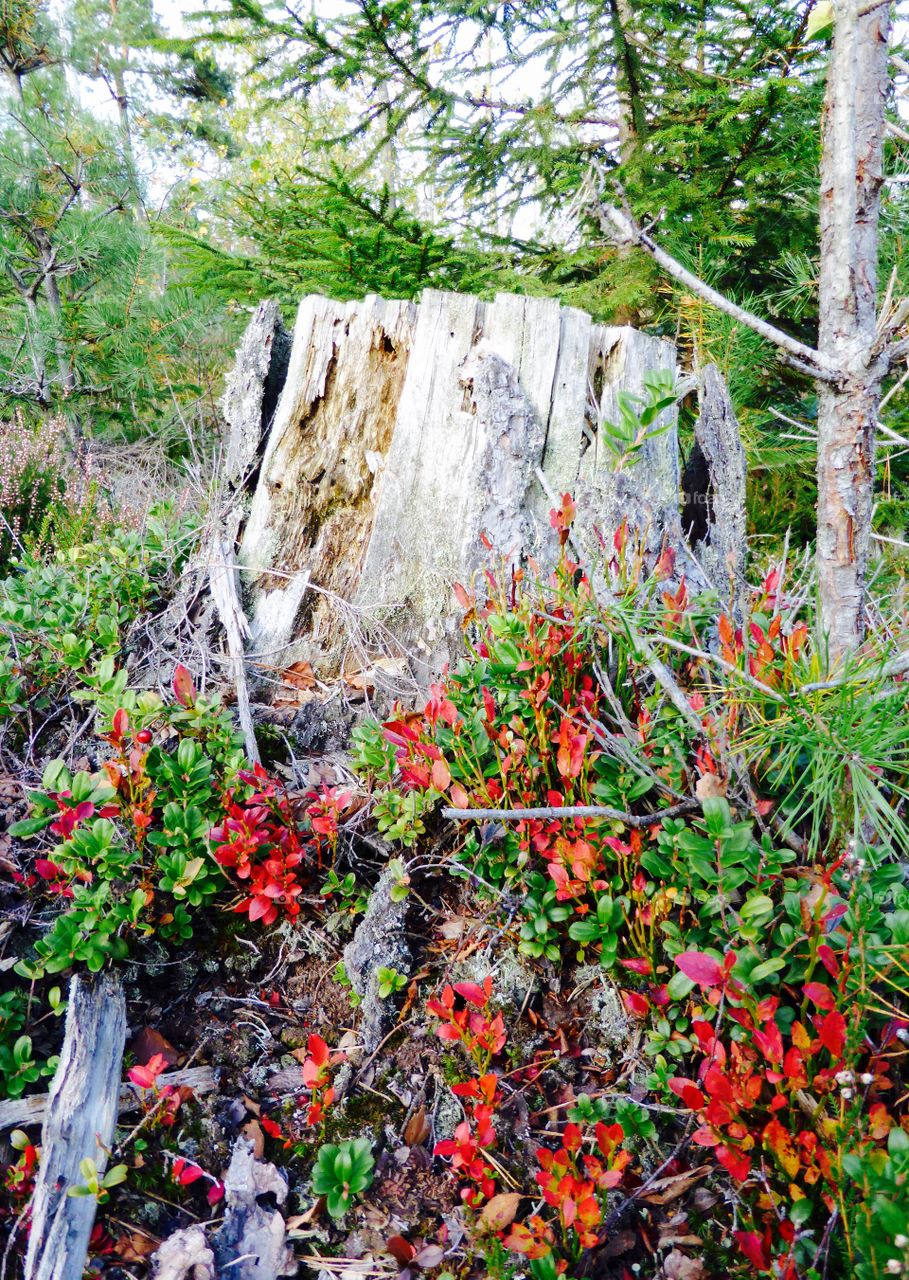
[[607, 0, 647, 162], [815, 0, 890, 660]]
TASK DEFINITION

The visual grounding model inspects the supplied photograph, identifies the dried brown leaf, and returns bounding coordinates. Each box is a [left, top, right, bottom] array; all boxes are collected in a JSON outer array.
[[639, 1165, 711, 1205], [240, 1118, 265, 1159], [403, 1106, 431, 1147], [477, 1192, 522, 1232], [661, 1250, 705, 1280]]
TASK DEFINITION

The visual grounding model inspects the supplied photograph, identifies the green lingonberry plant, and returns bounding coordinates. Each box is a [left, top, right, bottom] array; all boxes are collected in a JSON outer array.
[[311, 1138, 375, 1219]]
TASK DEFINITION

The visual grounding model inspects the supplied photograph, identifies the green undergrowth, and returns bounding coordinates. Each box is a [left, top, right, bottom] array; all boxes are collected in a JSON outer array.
[[0, 501, 908, 1280]]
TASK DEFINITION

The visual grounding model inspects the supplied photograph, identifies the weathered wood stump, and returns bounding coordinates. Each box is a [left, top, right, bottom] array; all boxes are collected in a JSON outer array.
[[223, 289, 744, 684]]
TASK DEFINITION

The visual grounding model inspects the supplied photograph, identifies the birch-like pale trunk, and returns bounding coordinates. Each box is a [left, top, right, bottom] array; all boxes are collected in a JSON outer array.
[[816, 0, 890, 659]]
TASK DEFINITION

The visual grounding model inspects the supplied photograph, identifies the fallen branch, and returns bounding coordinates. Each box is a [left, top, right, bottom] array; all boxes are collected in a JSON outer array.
[[442, 800, 699, 825], [209, 536, 260, 765], [0, 1064, 217, 1132]]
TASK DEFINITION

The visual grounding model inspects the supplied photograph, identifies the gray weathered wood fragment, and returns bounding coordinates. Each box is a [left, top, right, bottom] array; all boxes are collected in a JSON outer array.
[[0, 1064, 217, 1132], [342, 861, 411, 1053], [151, 1226, 216, 1280], [209, 535, 260, 764], [213, 1138, 294, 1279], [25, 974, 127, 1280]]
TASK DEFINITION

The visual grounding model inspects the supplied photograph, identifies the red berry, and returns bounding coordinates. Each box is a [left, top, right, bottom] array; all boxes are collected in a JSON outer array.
[[136, 730, 152, 745]]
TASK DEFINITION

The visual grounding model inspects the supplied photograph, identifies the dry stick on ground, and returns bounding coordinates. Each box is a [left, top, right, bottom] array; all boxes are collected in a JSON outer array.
[[0, 1064, 218, 1133], [208, 536, 260, 766], [441, 800, 700, 825]]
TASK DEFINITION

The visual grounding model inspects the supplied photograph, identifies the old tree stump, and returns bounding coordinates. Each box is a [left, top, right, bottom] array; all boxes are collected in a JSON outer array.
[[223, 289, 745, 686]]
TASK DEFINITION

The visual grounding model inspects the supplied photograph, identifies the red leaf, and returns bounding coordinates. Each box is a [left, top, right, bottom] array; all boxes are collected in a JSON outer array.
[[817, 1010, 846, 1058], [803, 983, 836, 1011], [668, 1078, 705, 1110], [175, 1162, 203, 1186], [431, 758, 452, 791], [449, 782, 470, 808], [753, 1022, 783, 1064], [248, 895, 272, 922], [618, 957, 652, 976], [112, 708, 129, 738], [172, 664, 196, 708], [453, 981, 489, 1007], [307, 1034, 329, 1066], [621, 990, 650, 1018], [716, 1144, 750, 1182], [674, 951, 724, 988], [386, 1236, 416, 1266], [734, 1231, 770, 1270]]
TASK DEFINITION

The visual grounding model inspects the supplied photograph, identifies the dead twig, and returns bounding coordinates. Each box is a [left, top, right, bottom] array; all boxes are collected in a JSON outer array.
[[441, 800, 699, 826]]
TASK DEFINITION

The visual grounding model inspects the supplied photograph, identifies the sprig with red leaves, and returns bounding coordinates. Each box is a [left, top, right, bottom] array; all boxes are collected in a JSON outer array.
[[434, 1072, 501, 1208], [505, 1121, 631, 1262], [299, 1033, 342, 1129], [127, 1052, 186, 1128], [667, 950, 897, 1275], [427, 977, 506, 1073], [170, 1156, 224, 1206]]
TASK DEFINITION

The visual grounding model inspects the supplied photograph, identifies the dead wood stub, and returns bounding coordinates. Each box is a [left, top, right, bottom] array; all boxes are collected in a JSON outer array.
[[686, 362, 748, 614], [25, 974, 127, 1280], [212, 1137, 295, 1280]]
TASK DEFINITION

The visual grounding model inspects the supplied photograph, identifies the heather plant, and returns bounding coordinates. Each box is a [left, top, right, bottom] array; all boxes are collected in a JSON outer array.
[[0, 415, 70, 561], [0, 503, 191, 732], [7, 656, 358, 985]]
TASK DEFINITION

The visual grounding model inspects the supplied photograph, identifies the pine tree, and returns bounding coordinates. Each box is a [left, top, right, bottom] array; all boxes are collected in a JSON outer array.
[[0, 0, 232, 437]]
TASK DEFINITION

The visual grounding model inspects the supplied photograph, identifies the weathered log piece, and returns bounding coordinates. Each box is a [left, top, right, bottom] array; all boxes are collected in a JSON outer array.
[[212, 1137, 295, 1279], [151, 1226, 216, 1280], [0, 1064, 218, 1133], [341, 861, 411, 1053], [24, 974, 127, 1280]]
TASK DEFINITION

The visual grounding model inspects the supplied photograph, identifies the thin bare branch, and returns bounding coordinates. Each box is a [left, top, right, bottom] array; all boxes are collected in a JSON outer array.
[[441, 800, 700, 825], [589, 177, 837, 379]]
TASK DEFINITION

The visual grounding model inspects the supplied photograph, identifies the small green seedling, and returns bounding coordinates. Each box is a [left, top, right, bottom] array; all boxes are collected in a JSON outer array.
[[67, 1157, 128, 1203], [376, 966, 408, 999], [311, 1137, 375, 1219]]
